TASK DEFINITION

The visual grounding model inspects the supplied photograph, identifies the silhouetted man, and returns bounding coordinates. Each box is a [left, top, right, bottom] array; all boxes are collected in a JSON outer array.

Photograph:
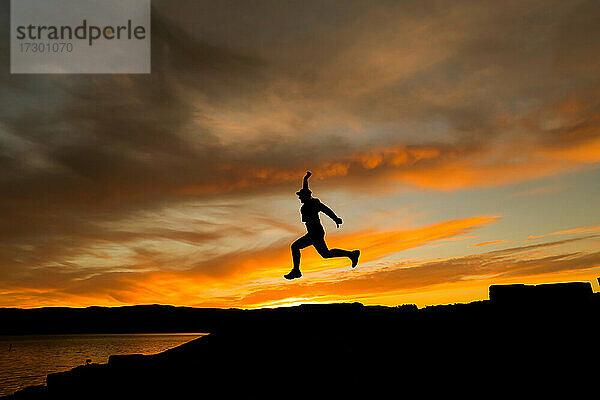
[[285, 171, 360, 279]]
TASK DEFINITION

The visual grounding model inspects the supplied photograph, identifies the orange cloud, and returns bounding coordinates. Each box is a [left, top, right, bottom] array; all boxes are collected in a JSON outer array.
[[4, 220, 600, 310], [468, 240, 510, 248], [176, 84, 600, 198], [177, 141, 578, 196], [208, 215, 499, 282], [529, 224, 600, 240], [0, 216, 498, 308], [540, 135, 600, 163], [223, 237, 600, 309], [326, 216, 499, 264]]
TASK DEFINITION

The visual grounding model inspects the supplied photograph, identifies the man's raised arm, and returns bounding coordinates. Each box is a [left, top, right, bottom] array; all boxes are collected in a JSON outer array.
[[302, 171, 312, 190]]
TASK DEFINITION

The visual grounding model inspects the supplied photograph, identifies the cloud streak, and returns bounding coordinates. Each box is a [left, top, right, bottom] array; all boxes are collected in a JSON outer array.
[[223, 235, 600, 308], [0, 216, 497, 307]]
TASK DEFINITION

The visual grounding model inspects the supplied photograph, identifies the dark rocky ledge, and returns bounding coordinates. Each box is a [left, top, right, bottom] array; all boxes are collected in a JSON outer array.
[[2, 282, 599, 399]]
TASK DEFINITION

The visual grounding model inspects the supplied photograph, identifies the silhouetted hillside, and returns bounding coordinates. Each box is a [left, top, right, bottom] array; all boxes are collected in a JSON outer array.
[[3, 282, 597, 336], [2, 281, 599, 399]]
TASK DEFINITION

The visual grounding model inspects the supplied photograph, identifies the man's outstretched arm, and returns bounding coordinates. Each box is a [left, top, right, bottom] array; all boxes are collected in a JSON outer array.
[[320, 202, 343, 227]]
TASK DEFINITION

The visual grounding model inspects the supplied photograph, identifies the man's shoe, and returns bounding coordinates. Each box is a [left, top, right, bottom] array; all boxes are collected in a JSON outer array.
[[350, 250, 360, 268], [284, 269, 302, 280]]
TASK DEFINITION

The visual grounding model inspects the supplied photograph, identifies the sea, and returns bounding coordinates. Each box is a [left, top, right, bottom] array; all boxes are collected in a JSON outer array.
[[0, 333, 207, 396]]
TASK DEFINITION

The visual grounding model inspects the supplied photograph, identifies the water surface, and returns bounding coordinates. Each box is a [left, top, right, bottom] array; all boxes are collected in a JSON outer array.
[[0, 333, 207, 396]]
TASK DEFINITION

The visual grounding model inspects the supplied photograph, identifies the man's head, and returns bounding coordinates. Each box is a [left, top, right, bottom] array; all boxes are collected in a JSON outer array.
[[296, 188, 312, 202]]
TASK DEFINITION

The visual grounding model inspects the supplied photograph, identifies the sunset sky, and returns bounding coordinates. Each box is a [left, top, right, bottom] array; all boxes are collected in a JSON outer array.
[[1, 0, 600, 309]]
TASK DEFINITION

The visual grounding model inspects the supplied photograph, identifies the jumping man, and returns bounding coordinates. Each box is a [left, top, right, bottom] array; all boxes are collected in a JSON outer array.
[[285, 171, 360, 279]]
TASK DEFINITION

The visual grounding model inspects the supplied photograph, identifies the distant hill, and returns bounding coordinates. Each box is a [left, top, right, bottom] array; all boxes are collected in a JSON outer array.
[[1, 281, 598, 335]]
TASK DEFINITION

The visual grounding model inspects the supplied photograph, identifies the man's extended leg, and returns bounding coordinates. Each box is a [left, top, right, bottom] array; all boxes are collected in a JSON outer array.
[[285, 234, 313, 279], [314, 238, 360, 268]]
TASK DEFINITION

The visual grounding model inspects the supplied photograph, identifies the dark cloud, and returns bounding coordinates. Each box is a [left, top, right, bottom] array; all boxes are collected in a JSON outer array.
[[1, 1, 599, 307], [2, 0, 599, 218]]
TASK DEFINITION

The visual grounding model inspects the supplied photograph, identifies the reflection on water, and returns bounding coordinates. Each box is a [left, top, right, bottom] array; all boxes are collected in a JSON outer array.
[[0, 333, 207, 396]]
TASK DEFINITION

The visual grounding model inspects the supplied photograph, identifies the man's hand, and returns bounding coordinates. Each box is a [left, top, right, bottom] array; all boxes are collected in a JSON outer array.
[[305, 171, 312, 179], [335, 217, 343, 228]]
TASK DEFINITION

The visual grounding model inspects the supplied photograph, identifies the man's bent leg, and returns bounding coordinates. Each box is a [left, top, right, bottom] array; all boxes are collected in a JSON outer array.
[[286, 234, 313, 279], [291, 234, 313, 269]]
